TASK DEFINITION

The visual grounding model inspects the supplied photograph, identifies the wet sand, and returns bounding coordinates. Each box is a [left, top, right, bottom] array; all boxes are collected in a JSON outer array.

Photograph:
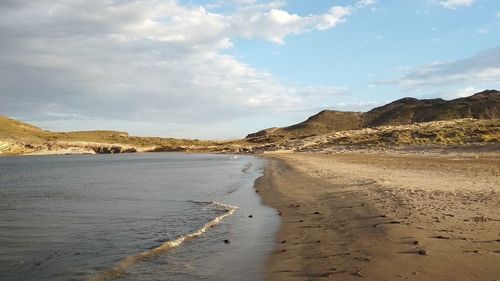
[[256, 152, 500, 281]]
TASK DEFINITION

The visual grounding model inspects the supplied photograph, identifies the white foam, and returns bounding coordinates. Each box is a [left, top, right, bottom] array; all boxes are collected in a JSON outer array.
[[87, 201, 238, 281]]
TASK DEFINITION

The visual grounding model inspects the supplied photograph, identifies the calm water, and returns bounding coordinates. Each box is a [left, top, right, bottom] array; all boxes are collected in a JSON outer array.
[[0, 153, 279, 281]]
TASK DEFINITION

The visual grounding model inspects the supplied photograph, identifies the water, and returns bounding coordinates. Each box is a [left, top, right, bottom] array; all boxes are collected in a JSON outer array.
[[0, 153, 279, 281]]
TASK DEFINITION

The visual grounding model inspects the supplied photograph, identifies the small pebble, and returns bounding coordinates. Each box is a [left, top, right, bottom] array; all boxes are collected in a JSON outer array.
[[352, 271, 364, 278], [418, 249, 428, 256]]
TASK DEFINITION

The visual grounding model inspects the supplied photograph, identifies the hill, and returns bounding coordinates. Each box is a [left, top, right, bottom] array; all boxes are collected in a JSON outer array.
[[246, 90, 500, 142], [0, 116, 246, 155], [247, 111, 364, 141], [364, 89, 499, 127]]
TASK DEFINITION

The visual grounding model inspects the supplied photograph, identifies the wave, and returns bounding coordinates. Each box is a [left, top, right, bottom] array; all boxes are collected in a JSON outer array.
[[86, 201, 238, 281]]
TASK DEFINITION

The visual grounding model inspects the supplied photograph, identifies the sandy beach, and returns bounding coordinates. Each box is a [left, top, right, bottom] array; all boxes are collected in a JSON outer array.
[[256, 152, 500, 281]]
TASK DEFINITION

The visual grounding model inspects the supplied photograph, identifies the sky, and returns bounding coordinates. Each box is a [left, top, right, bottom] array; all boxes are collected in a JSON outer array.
[[0, 0, 499, 139]]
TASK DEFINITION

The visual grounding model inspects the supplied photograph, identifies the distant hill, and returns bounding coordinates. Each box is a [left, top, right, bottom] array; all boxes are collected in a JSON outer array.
[[246, 111, 364, 140], [0, 115, 132, 144], [246, 90, 500, 141], [0, 115, 56, 143], [0, 116, 236, 155], [364, 89, 499, 127]]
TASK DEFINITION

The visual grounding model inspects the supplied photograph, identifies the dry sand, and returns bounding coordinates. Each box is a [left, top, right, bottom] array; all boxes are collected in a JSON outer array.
[[256, 152, 500, 281]]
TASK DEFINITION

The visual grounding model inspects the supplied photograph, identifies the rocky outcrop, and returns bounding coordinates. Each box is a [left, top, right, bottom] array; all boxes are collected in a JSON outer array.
[[46, 141, 138, 154], [0, 138, 254, 156], [0, 139, 140, 156]]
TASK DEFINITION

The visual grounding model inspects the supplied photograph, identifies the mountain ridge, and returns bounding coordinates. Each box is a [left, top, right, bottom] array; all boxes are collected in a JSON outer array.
[[1, 90, 499, 155], [246, 89, 500, 141]]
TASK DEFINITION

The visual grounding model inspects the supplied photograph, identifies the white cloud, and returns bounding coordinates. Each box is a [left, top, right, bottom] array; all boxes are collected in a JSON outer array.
[[315, 6, 352, 31], [476, 28, 488, 34], [228, 3, 354, 44], [356, 0, 378, 8], [0, 0, 373, 138], [497, 11, 500, 18], [452, 86, 479, 98], [233, 0, 258, 5], [373, 46, 500, 88], [438, 0, 474, 9]]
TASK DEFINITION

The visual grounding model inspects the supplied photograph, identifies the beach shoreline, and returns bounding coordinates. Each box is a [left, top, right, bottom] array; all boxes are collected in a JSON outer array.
[[256, 151, 500, 281]]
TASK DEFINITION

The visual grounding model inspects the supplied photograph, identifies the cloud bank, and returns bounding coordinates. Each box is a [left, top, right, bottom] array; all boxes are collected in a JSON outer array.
[[370, 45, 500, 100], [374, 46, 500, 89], [0, 0, 374, 137]]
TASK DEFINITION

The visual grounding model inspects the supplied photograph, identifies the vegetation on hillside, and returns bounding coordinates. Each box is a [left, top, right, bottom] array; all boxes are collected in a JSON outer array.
[[247, 90, 500, 141], [248, 119, 500, 153]]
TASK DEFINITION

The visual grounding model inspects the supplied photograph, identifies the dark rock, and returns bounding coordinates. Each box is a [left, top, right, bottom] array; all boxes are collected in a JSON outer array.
[[418, 249, 428, 256], [433, 235, 450, 240], [352, 271, 364, 278], [224, 239, 230, 244], [248, 215, 253, 218], [280, 240, 287, 244], [464, 249, 480, 254]]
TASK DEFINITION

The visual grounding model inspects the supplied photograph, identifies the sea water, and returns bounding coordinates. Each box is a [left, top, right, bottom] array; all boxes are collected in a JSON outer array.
[[0, 153, 278, 281]]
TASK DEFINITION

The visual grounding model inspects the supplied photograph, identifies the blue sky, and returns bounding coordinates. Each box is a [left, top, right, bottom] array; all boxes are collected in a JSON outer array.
[[231, 0, 500, 101], [0, 0, 499, 138]]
